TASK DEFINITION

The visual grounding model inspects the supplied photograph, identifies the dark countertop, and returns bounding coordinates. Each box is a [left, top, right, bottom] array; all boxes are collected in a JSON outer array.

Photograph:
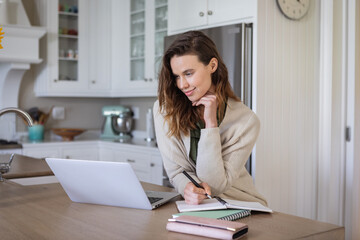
[[0, 139, 22, 150], [0, 144, 22, 150], [1, 154, 53, 179]]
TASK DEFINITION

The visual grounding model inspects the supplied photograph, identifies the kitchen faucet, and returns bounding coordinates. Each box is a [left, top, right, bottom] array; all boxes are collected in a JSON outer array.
[[0, 107, 33, 127], [0, 154, 14, 181], [0, 108, 33, 181]]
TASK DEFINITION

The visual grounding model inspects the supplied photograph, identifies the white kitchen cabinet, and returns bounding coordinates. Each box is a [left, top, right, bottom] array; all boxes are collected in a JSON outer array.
[[99, 142, 164, 185], [21, 140, 163, 185], [111, 0, 168, 97], [149, 154, 164, 185], [168, 0, 256, 34], [34, 0, 112, 97], [62, 146, 98, 160], [22, 145, 61, 159], [87, 0, 111, 92], [98, 146, 115, 162], [22, 141, 99, 160]]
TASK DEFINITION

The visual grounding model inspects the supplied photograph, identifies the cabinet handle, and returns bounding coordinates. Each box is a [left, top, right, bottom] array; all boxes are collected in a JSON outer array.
[[149, 78, 153, 82], [127, 159, 136, 163], [199, 11, 204, 17], [91, 80, 96, 84], [207, 10, 213, 15], [144, 78, 148, 82], [54, 79, 58, 82], [65, 156, 70, 159], [150, 163, 155, 167]]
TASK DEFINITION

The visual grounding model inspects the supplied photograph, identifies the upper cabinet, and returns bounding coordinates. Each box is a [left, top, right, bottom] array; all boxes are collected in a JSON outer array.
[[87, 0, 111, 92], [168, 0, 256, 34], [32, 0, 255, 97], [34, 0, 112, 97], [35, 0, 167, 97], [57, 2, 80, 85], [111, 0, 168, 97]]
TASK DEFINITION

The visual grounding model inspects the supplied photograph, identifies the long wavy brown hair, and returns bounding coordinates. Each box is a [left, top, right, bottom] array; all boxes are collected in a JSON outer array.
[[157, 31, 239, 139]]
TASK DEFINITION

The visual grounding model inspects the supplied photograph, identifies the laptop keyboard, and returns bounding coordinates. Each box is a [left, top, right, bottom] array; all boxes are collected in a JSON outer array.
[[148, 197, 163, 204]]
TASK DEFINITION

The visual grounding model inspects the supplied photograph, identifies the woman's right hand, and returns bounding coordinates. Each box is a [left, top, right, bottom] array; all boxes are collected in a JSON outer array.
[[192, 92, 218, 128], [183, 182, 212, 205]]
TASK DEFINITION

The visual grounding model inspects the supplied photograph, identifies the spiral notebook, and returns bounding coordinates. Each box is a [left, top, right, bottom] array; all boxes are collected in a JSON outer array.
[[172, 209, 251, 221], [176, 198, 273, 213]]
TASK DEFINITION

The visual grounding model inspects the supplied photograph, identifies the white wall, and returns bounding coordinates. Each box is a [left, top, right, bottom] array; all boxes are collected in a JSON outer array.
[[255, 1, 359, 233], [352, 0, 359, 237], [17, 69, 157, 133], [255, 0, 320, 219], [329, 0, 346, 225]]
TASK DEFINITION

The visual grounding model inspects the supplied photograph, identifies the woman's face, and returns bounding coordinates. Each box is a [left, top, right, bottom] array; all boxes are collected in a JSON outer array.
[[170, 54, 218, 102]]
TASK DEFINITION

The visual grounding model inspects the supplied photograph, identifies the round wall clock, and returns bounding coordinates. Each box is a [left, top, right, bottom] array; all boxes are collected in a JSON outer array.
[[276, 0, 310, 20]]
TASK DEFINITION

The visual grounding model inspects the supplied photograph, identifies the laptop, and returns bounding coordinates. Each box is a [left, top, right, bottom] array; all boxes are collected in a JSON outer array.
[[45, 158, 180, 210]]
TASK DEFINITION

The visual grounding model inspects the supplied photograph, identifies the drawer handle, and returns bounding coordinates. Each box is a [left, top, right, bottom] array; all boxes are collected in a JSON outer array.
[[207, 10, 213, 15], [127, 159, 136, 163], [150, 163, 155, 167], [199, 11, 204, 17]]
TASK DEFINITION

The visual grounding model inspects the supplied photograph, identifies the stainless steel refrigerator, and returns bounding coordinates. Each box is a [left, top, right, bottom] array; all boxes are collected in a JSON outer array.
[[164, 23, 254, 173]]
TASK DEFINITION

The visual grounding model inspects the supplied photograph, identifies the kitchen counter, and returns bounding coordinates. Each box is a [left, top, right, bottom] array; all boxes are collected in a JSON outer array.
[[20, 131, 158, 149], [1, 154, 53, 179], [0, 144, 22, 150], [100, 137, 157, 148], [0, 154, 344, 239], [0, 181, 344, 240]]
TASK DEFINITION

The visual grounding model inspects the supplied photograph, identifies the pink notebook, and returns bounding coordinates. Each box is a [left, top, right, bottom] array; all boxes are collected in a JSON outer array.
[[167, 215, 248, 239]]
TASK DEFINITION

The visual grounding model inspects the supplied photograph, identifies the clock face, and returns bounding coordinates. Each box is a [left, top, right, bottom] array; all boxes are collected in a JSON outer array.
[[277, 0, 310, 20]]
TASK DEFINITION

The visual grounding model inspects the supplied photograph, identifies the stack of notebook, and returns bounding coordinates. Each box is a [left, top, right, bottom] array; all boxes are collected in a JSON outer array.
[[168, 198, 272, 238], [167, 215, 249, 239], [175, 198, 273, 213], [172, 198, 272, 221], [173, 209, 251, 221]]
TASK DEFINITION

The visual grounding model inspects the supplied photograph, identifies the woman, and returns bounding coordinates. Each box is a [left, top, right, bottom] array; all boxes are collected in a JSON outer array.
[[153, 31, 267, 206]]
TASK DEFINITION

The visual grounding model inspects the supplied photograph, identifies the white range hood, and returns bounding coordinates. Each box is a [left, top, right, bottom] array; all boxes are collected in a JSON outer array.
[[0, 25, 46, 109], [0, 0, 46, 140]]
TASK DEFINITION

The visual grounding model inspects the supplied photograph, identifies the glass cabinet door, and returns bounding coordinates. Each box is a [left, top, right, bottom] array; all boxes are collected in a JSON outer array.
[[129, 0, 167, 83], [58, 0, 79, 82], [154, 0, 168, 78], [130, 0, 145, 81]]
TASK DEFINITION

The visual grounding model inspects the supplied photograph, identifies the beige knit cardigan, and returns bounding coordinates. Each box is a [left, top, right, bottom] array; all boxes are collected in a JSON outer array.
[[153, 98, 267, 206]]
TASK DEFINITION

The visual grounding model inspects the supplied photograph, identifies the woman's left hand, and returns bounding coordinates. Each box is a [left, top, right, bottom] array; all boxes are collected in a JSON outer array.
[[192, 92, 218, 128]]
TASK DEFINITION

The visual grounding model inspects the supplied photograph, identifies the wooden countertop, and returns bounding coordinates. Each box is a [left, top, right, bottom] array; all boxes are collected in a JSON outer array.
[[1, 154, 53, 179], [0, 181, 344, 240]]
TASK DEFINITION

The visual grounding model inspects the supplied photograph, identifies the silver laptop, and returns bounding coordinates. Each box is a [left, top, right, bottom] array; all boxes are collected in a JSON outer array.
[[45, 158, 180, 210]]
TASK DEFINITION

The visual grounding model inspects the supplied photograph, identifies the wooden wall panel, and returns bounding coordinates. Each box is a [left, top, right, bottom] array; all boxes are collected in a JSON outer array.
[[255, 0, 320, 219]]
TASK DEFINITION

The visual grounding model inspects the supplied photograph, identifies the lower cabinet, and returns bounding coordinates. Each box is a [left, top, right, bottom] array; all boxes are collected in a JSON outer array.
[[62, 146, 99, 160], [22, 141, 164, 186], [98, 142, 164, 185], [22, 141, 98, 160]]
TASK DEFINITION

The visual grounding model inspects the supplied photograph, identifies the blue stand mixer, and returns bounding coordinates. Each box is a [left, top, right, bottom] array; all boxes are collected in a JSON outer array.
[[101, 106, 133, 140]]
